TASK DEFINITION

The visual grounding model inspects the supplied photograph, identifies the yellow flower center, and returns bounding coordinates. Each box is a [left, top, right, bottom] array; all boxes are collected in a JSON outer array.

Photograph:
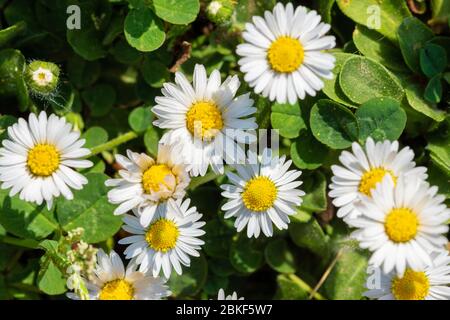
[[142, 164, 175, 194], [358, 167, 397, 196], [27, 144, 60, 177], [391, 269, 430, 300], [99, 279, 134, 300], [186, 101, 223, 140], [242, 176, 277, 212], [145, 219, 179, 252], [267, 36, 304, 73], [384, 208, 418, 243]]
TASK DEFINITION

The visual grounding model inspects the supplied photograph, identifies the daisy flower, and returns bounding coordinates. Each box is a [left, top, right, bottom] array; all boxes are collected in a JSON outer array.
[[364, 251, 450, 300], [119, 198, 206, 279], [236, 2, 336, 104], [329, 137, 427, 221], [67, 249, 171, 300], [0, 111, 92, 209], [217, 288, 244, 300], [351, 175, 450, 275], [105, 143, 190, 227], [220, 148, 304, 238], [152, 64, 257, 177]]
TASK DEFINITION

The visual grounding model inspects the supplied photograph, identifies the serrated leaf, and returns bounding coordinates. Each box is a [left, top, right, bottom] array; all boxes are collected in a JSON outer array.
[[153, 0, 199, 25], [124, 8, 165, 52]]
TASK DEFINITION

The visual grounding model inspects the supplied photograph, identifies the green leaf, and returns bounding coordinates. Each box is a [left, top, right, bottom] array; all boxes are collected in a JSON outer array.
[[110, 39, 142, 64], [270, 102, 307, 139], [427, 137, 450, 176], [323, 249, 368, 300], [81, 126, 109, 148], [141, 58, 169, 88], [339, 56, 404, 104], [153, 0, 200, 25], [128, 106, 153, 133], [56, 173, 122, 243], [0, 49, 28, 111], [143, 127, 160, 157], [0, 190, 57, 240], [290, 131, 330, 170], [424, 75, 443, 103], [203, 219, 234, 259], [167, 254, 207, 297], [397, 17, 434, 74], [428, 164, 450, 198], [420, 44, 447, 78], [0, 21, 26, 48], [337, 0, 411, 42], [82, 84, 116, 118], [289, 219, 329, 258], [310, 100, 359, 149], [352, 25, 408, 72], [124, 8, 165, 52], [67, 56, 100, 89], [318, 0, 336, 24], [300, 171, 328, 213], [232, 0, 277, 30], [428, 37, 450, 68], [274, 274, 309, 300], [230, 235, 265, 274], [265, 238, 296, 274], [355, 97, 407, 142], [404, 82, 446, 122]]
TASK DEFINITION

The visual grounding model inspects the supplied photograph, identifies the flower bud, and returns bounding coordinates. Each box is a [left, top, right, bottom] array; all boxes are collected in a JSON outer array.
[[25, 60, 60, 97], [206, 0, 236, 25]]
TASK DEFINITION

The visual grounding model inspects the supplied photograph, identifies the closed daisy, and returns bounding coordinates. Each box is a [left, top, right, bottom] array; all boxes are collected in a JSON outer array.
[[220, 148, 304, 238], [105, 143, 190, 227], [351, 176, 450, 275], [152, 64, 257, 177], [365, 251, 450, 300], [67, 249, 171, 300], [217, 288, 244, 300], [236, 2, 336, 104], [0, 111, 92, 209], [119, 198, 206, 279], [329, 138, 427, 220]]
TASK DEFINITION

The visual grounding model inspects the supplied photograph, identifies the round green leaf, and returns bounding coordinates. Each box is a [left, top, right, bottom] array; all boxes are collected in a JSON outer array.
[[124, 8, 165, 52], [290, 131, 330, 170], [229, 235, 265, 274], [264, 238, 296, 274], [81, 126, 109, 148], [203, 219, 234, 259], [82, 84, 116, 118], [153, 0, 200, 25], [424, 75, 443, 104], [289, 219, 329, 258], [270, 102, 307, 139], [339, 56, 404, 104], [144, 127, 160, 157], [110, 39, 142, 64], [300, 171, 328, 213], [141, 58, 169, 88], [355, 97, 407, 142], [420, 43, 447, 78], [167, 254, 208, 297], [405, 82, 446, 122], [128, 106, 153, 132], [310, 100, 359, 149]]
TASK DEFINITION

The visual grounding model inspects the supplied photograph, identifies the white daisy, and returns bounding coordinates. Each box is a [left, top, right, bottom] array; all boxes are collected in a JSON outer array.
[[67, 249, 171, 300], [152, 64, 258, 177], [217, 288, 244, 300], [105, 143, 190, 227], [351, 175, 450, 275], [365, 251, 450, 300], [236, 2, 336, 104], [220, 148, 304, 238], [0, 111, 92, 209], [329, 137, 427, 221], [119, 198, 206, 279]]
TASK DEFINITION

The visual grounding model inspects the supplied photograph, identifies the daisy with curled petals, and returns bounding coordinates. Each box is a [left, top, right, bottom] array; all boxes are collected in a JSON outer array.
[[67, 249, 171, 300], [236, 2, 336, 104], [220, 148, 304, 238], [119, 198, 206, 279], [105, 143, 190, 227], [328, 137, 427, 221], [0, 111, 92, 209], [152, 64, 258, 177], [364, 251, 450, 300], [351, 175, 450, 276], [217, 288, 244, 300]]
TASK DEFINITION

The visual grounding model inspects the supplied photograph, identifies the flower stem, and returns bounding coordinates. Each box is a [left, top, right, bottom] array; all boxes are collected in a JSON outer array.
[[0, 236, 39, 249], [89, 131, 139, 156], [287, 274, 326, 300]]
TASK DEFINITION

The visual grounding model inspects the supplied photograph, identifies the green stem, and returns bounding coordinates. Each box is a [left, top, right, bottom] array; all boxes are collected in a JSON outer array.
[[90, 131, 139, 156], [287, 274, 326, 300], [0, 236, 39, 249]]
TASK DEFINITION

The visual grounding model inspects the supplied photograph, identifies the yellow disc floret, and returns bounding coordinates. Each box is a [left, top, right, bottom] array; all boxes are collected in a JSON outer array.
[[384, 208, 418, 243], [267, 36, 304, 73], [391, 269, 430, 300], [99, 279, 134, 300], [27, 144, 60, 176], [145, 219, 179, 252], [242, 176, 277, 212], [359, 167, 397, 196], [186, 101, 224, 140], [142, 164, 175, 194]]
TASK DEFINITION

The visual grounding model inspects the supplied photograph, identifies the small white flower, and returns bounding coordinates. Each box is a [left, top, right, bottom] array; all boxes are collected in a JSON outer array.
[[152, 64, 257, 177], [217, 288, 244, 300], [236, 2, 336, 104], [119, 198, 206, 279], [105, 143, 190, 227], [67, 249, 171, 300], [0, 111, 92, 209], [365, 251, 450, 300], [32, 67, 54, 87], [220, 148, 304, 238], [329, 137, 427, 221], [351, 175, 450, 275]]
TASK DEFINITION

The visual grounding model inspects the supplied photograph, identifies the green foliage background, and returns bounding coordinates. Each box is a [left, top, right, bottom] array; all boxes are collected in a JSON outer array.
[[0, 0, 448, 300]]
